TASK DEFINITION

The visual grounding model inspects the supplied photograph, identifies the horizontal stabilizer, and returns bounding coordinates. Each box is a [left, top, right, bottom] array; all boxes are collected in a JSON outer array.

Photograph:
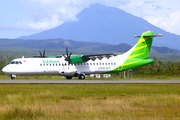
[[134, 34, 163, 38]]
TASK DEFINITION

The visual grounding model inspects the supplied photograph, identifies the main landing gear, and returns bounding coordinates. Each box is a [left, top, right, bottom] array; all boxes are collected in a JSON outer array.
[[65, 74, 86, 80], [66, 76, 72, 79], [78, 74, 85, 80]]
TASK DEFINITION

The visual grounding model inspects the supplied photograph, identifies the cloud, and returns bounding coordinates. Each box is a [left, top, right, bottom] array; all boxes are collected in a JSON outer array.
[[16, 0, 93, 31], [144, 10, 180, 35], [1, 0, 180, 37], [17, 0, 129, 31], [118, 0, 163, 17], [16, 15, 64, 31], [118, 0, 180, 35], [19, 0, 86, 21]]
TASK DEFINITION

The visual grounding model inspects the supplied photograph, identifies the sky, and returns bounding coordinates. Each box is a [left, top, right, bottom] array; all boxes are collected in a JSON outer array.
[[0, 0, 180, 38]]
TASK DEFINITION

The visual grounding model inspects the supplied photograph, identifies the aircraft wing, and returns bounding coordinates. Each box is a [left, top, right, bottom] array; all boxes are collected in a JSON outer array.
[[32, 55, 62, 58], [82, 53, 118, 61]]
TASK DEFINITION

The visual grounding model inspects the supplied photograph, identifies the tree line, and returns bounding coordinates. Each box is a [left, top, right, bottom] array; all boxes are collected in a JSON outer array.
[[133, 58, 180, 76]]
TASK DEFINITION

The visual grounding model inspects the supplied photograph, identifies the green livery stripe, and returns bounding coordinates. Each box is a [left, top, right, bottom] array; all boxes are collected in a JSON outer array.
[[133, 44, 148, 51], [128, 53, 143, 58], [104, 59, 155, 74], [123, 60, 140, 66]]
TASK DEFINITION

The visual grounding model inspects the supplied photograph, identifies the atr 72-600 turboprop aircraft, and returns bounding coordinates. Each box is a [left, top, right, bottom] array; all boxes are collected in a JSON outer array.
[[2, 31, 162, 80]]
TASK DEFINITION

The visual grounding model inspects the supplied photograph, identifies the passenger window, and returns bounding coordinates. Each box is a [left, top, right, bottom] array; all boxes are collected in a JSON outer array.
[[99, 63, 101, 65], [108, 63, 110, 65], [93, 63, 95, 65], [84, 63, 86, 65], [43, 64, 45, 66], [102, 63, 104, 65], [53, 64, 54, 66], [105, 63, 107, 65], [114, 63, 116, 65], [56, 64, 57, 66], [111, 63, 113, 65], [46, 64, 48, 66], [90, 63, 92, 65], [96, 63, 98, 65], [19, 61, 22, 64], [40, 64, 42, 66], [59, 64, 61, 66], [87, 63, 89, 65]]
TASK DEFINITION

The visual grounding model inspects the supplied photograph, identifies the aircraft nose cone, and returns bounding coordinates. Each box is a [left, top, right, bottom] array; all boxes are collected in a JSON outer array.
[[2, 66, 8, 73]]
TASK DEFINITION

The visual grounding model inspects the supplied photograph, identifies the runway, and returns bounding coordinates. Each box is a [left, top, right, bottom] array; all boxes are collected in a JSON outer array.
[[0, 79, 180, 84]]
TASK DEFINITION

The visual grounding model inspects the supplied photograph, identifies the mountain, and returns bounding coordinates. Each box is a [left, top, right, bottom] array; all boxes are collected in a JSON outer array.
[[18, 3, 180, 49], [151, 46, 179, 54], [0, 39, 179, 54], [94, 43, 132, 53]]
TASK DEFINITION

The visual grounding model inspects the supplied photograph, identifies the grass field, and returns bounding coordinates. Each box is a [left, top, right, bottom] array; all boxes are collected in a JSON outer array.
[[0, 84, 179, 119]]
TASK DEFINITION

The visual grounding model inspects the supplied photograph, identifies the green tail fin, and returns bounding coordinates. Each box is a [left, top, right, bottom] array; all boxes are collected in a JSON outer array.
[[128, 31, 155, 59]]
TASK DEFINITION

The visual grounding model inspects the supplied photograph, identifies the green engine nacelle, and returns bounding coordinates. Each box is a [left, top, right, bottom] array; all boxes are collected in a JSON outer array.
[[70, 55, 90, 64]]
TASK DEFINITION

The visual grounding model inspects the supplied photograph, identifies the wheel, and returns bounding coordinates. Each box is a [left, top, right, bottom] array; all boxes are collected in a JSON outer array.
[[11, 77, 15, 80], [66, 76, 72, 79], [79, 74, 85, 80]]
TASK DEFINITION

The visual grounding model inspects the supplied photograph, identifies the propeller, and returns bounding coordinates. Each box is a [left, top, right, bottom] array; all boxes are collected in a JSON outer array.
[[39, 49, 46, 58], [62, 47, 72, 64]]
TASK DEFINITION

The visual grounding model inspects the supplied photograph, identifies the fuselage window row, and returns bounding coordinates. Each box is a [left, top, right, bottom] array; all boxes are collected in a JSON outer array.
[[40, 62, 117, 66]]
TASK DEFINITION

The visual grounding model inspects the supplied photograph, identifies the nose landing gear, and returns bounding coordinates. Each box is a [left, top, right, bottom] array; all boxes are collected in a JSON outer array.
[[10, 75, 16, 80]]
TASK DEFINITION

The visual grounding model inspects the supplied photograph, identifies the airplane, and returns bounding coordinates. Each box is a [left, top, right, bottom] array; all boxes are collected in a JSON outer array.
[[2, 31, 162, 80]]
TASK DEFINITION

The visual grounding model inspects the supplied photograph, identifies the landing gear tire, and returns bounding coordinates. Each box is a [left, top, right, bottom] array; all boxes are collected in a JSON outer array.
[[11, 77, 15, 80], [79, 74, 85, 80], [66, 76, 72, 79]]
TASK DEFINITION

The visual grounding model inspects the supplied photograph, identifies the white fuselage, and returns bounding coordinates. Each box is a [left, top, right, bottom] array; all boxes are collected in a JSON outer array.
[[2, 44, 135, 77], [2, 55, 126, 77], [3, 56, 119, 76]]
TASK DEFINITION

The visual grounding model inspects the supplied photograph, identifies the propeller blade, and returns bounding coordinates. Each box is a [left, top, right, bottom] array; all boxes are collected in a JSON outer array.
[[66, 47, 68, 58], [62, 47, 73, 63], [39, 50, 42, 57], [62, 53, 66, 58], [69, 52, 73, 58], [43, 49, 46, 57]]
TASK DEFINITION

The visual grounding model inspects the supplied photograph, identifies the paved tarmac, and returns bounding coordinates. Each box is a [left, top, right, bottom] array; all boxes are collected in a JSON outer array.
[[0, 79, 180, 84]]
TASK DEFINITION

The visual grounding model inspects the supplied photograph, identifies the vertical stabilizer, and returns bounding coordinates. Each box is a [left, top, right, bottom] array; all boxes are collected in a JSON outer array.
[[128, 31, 155, 59]]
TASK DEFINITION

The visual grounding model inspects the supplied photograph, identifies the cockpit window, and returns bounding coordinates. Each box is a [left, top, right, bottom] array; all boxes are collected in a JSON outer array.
[[10, 61, 15, 64], [10, 61, 22, 64]]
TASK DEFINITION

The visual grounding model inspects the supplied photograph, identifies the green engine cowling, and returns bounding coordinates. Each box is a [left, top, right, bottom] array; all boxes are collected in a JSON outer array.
[[70, 55, 90, 64]]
